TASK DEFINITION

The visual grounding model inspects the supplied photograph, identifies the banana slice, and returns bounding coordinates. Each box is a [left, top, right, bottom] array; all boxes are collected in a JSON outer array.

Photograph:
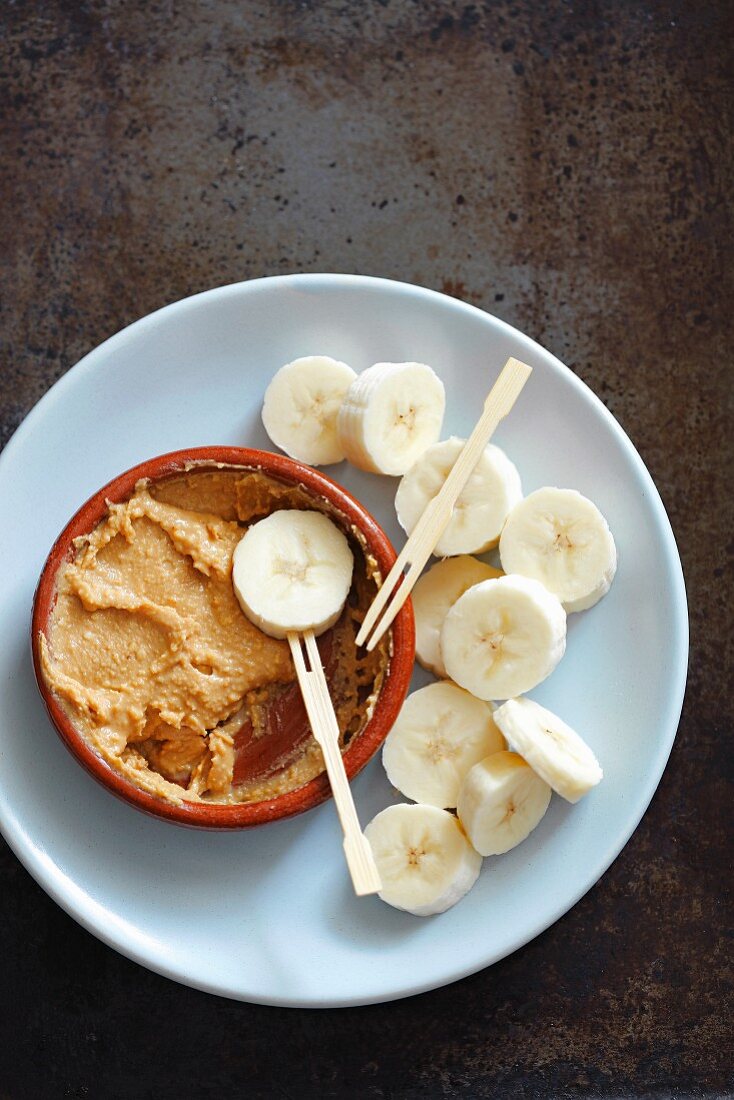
[[395, 436, 522, 556], [412, 555, 503, 677], [493, 697, 602, 803], [364, 803, 482, 916], [382, 681, 506, 809], [499, 487, 617, 612], [232, 510, 353, 638], [336, 361, 445, 476], [262, 355, 357, 466], [440, 574, 566, 700], [457, 751, 552, 856]]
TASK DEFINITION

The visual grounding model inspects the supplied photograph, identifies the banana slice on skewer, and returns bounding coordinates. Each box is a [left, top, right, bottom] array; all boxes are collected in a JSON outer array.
[[232, 510, 354, 638]]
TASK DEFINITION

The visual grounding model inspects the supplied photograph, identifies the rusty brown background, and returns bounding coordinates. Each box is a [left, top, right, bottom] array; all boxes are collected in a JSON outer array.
[[1, 1, 732, 1097]]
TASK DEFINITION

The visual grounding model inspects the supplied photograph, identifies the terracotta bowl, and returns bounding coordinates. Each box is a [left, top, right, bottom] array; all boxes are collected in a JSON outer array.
[[31, 446, 415, 829]]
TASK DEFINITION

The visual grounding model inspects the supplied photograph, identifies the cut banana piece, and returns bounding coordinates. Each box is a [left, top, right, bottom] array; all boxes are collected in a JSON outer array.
[[364, 803, 482, 916], [262, 355, 357, 466], [232, 510, 353, 639], [440, 574, 566, 700], [457, 751, 552, 856], [493, 697, 603, 803], [499, 487, 617, 612], [412, 555, 503, 677], [395, 436, 522, 556], [336, 361, 445, 476], [382, 681, 506, 809]]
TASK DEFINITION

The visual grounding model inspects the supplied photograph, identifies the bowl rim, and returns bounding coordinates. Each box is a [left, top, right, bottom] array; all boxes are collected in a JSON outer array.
[[31, 445, 415, 829]]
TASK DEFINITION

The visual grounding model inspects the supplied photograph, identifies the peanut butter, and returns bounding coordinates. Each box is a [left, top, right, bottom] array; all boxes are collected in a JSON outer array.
[[40, 467, 386, 805]]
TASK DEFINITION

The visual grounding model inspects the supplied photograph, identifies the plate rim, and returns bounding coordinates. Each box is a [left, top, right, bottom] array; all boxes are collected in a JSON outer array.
[[0, 272, 689, 1006]]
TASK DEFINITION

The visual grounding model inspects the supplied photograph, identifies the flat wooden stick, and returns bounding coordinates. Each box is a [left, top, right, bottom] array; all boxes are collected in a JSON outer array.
[[287, 630, 382, 897], [356, 357, 532, 652]]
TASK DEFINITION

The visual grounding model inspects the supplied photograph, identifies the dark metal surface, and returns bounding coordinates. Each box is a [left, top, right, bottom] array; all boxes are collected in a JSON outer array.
[[1, 2, 731, 1097]]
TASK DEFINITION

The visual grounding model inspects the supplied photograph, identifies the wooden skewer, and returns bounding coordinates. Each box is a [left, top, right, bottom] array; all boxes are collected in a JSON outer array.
[[356, 357, 533, 653], [287, 629, 382, 897]]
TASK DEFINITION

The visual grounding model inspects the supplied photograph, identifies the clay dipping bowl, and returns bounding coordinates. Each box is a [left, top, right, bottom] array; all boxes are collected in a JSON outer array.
[[31, 446, 415, 829]]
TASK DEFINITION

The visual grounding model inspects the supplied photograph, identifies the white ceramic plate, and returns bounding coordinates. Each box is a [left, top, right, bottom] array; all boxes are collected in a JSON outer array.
[[0, 275, 687, 1007]]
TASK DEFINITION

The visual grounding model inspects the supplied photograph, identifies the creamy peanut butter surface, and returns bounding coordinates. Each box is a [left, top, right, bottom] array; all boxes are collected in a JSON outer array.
[[40, 467, 386, 805]]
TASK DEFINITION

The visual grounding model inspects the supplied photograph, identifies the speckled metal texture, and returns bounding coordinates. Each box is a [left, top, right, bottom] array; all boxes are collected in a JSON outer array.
[[1, 1, 731, 1097]]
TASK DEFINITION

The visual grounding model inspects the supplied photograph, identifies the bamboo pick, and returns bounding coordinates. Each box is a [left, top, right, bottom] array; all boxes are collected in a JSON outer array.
[[287, 629, 382, 897], [355, 356, 532, 653]]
